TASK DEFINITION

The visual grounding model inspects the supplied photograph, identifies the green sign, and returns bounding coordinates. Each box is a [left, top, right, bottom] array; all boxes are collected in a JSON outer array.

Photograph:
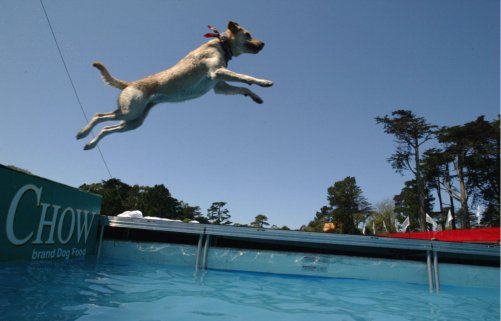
[[0, 165, 102, 261]]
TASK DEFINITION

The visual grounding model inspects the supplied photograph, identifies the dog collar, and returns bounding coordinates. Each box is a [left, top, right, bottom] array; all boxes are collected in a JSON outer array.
[[204, 25, 233, 63]]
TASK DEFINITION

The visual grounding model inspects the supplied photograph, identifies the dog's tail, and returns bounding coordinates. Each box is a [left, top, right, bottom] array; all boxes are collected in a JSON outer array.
[[93, 61, 130, 90]]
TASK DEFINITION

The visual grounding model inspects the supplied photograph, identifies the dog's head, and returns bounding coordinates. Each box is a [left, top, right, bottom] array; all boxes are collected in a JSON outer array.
[[225, 21, 265, 56]]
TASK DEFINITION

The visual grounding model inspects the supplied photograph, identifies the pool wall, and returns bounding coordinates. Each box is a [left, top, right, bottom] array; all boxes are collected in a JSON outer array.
[[97, 216, 500, 290], [100, 238, 499, 289]]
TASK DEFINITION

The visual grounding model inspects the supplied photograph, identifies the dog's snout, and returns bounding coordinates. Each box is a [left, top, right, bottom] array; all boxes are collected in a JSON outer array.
[[246, 40, 265, 54]]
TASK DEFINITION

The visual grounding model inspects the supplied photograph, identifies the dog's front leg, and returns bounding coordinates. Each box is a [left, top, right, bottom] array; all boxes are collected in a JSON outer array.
[[214, 81, 264, 104], [212, 68, 273, 87]]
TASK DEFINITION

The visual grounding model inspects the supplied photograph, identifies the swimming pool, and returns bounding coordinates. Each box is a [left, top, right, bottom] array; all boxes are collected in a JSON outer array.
[[3, 167, 498, 320], [0, 257, 499, 321]]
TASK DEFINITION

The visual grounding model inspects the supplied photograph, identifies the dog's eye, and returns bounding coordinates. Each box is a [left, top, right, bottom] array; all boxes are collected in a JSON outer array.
[[244, 32, 251, 39]]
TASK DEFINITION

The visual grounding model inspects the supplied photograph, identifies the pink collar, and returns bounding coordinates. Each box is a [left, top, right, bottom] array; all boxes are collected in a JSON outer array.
[[204, 25, 233, 63], [204, 25, 224, 40]]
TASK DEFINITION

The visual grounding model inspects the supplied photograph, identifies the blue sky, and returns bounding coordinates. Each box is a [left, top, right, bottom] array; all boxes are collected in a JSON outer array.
[[1, 0, 499, 229]]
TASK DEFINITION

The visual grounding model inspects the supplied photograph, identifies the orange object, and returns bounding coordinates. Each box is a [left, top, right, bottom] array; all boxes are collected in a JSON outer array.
[[323, 222, 336, 232]]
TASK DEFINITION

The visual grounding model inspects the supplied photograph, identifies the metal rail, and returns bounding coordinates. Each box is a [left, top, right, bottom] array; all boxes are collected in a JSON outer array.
[[426, 251, 433, 292], [202, 235, 210, 270], [433, 251, 440, 292], [96, 224, 105, 260], [195, 233, 204, 272]]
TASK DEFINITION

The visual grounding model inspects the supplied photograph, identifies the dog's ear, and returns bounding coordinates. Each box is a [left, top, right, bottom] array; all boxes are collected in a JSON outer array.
[[227, 21, 241, 33]]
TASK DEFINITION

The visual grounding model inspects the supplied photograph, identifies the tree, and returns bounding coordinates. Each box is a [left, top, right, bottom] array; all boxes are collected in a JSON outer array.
[[371, 199, 397, 234], [422, 148, 456, 229], [80, 178, 131, 215], [461, 116, 500, 227], [376, 110, 437, 231], [178, 202, 207, 223], [302, 206, 332, 232], [394, 180, 434, 231], [140, 184, 181, 218], [250, 214, 270, 228], [6, 165, 32, 175], [327, 176, 371, 234], [207, 202, 232, 225], [438, 116, 500, 227], [271, 225, 291, 230], [79, 179, 185, 219]]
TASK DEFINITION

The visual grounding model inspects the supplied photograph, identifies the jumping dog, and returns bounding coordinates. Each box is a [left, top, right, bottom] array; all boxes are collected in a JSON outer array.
[[77, 21, 273, 150]]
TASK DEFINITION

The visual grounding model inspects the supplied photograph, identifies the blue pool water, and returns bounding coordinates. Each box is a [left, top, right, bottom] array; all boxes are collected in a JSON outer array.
[[0, 258, 499, 321]]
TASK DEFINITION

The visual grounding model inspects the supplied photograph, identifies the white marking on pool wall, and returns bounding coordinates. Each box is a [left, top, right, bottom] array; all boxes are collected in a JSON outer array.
[[6, 184, 97, 246]]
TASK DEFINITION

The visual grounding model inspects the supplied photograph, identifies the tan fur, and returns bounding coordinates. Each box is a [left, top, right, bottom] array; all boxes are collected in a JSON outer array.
[[77, 21, 273, 150]]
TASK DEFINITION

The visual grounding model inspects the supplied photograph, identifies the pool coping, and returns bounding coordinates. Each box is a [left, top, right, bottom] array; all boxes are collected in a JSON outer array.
[[100, 216, 499, 258]]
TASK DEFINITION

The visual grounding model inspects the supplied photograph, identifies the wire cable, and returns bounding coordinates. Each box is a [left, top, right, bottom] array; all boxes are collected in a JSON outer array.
[[39, 0, 115, 180]]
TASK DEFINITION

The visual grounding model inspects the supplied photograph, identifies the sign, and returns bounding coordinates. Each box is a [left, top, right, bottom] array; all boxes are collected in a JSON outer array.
[[0, 165, 102, 261]]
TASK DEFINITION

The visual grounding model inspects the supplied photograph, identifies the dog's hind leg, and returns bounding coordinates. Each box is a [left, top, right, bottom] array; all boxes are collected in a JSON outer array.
[[83, 103, 154, 150], [76, 110, 121, 140], [83, 121, 128, 150], [214, 81, 264, 104]]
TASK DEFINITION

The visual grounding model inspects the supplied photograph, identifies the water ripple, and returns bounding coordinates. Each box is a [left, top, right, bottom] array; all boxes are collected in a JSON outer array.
[[0, 258, 498, 321]]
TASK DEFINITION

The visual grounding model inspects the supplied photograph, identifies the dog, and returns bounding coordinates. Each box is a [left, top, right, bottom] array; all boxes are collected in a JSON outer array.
[[77, 21, 273, 150]]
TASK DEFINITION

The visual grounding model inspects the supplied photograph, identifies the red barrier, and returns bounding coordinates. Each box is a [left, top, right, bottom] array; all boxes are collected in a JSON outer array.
[[380, 228, 501, 244]]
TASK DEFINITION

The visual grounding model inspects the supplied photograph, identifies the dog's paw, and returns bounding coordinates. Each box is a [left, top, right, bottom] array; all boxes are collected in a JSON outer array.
[[252, 96, 263, 104], [83, 140, 97, 150], [247, 92, 263, 104], [83, 144, 94, 151], [258, 79, 273, 87], [76, 131, 86, 140]]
